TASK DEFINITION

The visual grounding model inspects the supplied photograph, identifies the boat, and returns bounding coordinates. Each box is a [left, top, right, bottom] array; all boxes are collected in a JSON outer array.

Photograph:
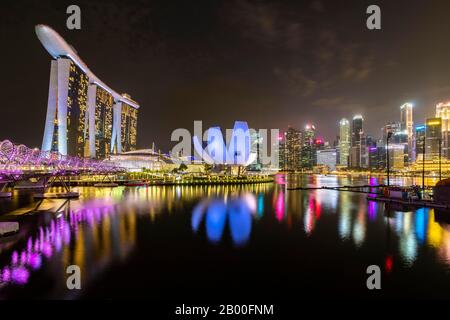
[[124, 180, 147, 187]]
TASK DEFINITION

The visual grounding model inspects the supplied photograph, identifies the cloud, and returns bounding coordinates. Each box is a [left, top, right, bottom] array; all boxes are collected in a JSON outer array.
[[311, 97, 345, 108], [274, 67, 318, 97], [222, 0, 304, 50], [310, 0, 324, 13]]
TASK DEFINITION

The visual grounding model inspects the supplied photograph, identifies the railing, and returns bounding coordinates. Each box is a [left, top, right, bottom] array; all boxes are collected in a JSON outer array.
[[0, 139, 122, 175]]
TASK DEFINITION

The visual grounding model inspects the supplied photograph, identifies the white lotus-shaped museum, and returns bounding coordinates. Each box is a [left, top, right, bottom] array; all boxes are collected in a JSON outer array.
[[192, 121, 256, 166]]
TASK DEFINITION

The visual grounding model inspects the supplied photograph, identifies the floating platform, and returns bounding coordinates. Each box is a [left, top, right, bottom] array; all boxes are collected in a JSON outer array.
[[0, 192, 12, 198], [367, 196, 450, 210], [0, 222, 19, 237], [34, 192, 80, 199]]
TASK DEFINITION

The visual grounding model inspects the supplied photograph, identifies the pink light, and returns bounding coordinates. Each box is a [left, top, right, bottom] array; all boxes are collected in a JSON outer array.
[[275, 191, 285, 222]]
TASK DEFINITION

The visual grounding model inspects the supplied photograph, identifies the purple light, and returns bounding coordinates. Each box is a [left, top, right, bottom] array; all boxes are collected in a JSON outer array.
[[11, 251, 18, 265], [2, 268, 11, 282], [11, 267, 30, 285], [27, 253, 42, 270]]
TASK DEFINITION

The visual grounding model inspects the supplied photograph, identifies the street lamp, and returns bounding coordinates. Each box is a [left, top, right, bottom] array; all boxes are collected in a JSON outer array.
[[386, 131, 393, 188]]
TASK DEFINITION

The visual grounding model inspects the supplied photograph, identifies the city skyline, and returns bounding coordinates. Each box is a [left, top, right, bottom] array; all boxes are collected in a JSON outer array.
[[2, 0, 450, 152], [1, 0, 450, 307]]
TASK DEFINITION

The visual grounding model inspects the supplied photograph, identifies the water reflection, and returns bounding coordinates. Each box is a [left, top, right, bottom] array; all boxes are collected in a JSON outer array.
[[0, 175, 449, 299], [0, 199, 136, 296], [191, 193, 257, 246]]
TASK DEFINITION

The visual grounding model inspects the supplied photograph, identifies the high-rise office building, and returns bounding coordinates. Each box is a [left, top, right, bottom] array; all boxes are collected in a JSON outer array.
[[388, 144, 405, 170], [350, 115, 364, 168], [436, 102, 450, 159], [278, 135, 286, 171], [425, 118, 442, 160], [316, 148, 337, 171], [400, 102, 414, 161], [382, 122, 401, 144], [36, 24, 140, 158], [415, 125, 426, 161], [285, 127, 302, 171], [301, 124, 316, 169], [339, 118, 350, 167], [352, 115, 363, 145]]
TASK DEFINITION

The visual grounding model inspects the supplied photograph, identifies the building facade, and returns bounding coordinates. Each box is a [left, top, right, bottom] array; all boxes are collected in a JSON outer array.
[[316, 148, 337, 171], [415, 125, 426, 161], [339, 118, 350, 167], [400, 102, 414, 161], [301, 124, 316, 169], [425, 118, 442, 160], [36, 24, 139, 159], [436, 102, 450, 159], [350, 115, 364, 168], [285, 127, 302, 171]]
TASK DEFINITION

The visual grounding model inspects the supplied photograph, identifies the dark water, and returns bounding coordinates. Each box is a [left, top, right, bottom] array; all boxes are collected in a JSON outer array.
[[0, 174, 449, 300]]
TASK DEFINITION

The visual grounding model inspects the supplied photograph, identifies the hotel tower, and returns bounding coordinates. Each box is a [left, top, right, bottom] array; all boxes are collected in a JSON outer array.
[[36, 24, 139, 158]]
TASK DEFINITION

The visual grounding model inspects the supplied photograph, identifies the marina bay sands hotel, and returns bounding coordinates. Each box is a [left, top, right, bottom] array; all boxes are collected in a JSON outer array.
[[35, 24, 139, 159]]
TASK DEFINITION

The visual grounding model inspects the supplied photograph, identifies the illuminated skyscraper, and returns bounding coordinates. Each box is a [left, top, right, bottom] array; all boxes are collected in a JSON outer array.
[[415, 125, 426, 161], [382, 122, 401, 143], [301, 124, 316, 169], [350, 115, 364, 168], [436, 102, 450, 159], [400, 102, 414, 161], [285, 127, 302, 171], [425, 118, 442, 160], [36, 24, 140, 158], [339, 118, 350, 167], [112, 96, 139, 154]]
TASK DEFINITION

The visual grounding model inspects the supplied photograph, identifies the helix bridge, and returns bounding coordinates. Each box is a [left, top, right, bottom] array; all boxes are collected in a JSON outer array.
[[0, 139, 124, 198]]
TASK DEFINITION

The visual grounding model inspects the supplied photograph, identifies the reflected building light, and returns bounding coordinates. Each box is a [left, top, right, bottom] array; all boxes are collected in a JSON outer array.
[[427, 210, 444, 248], [242, 193, 257, 215], [414, 208, 428, 244], [0, 200, 134, 289], [438, 230, 450, 267], [395, 212, 403, 234], [191, 195, 255, 246], [229, 201, 252, 245], [338, 210, 351, 240], [206, 200, 227, 243], [257, 193, 264, 219], [403, 212, 413, 235], [385, 255, 393, 273], [304, 205, 315, 235], [353, 210, 366, 247], [399, 233, 418, 267], [368, 201, 377, 221], [275, 191, 285, 222]]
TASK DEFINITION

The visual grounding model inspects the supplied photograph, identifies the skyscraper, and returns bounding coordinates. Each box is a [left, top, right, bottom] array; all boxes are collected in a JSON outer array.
[[400, 102, 414, 161], [350, 115, 363, 168], [436, 102, 450, 159], [301, 124, 316, 169], [415, 125, 426, 161], [425, 118, 442, 160], [36, 24, 140, 158], [382, 122, 401, 143], [339, 118, 350, 167], [352, 115, 363, 146], [285, 127, 302, 171]]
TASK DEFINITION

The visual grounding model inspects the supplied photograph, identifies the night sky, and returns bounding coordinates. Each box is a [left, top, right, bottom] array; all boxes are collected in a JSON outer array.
[[2, 0, 450, 151]]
